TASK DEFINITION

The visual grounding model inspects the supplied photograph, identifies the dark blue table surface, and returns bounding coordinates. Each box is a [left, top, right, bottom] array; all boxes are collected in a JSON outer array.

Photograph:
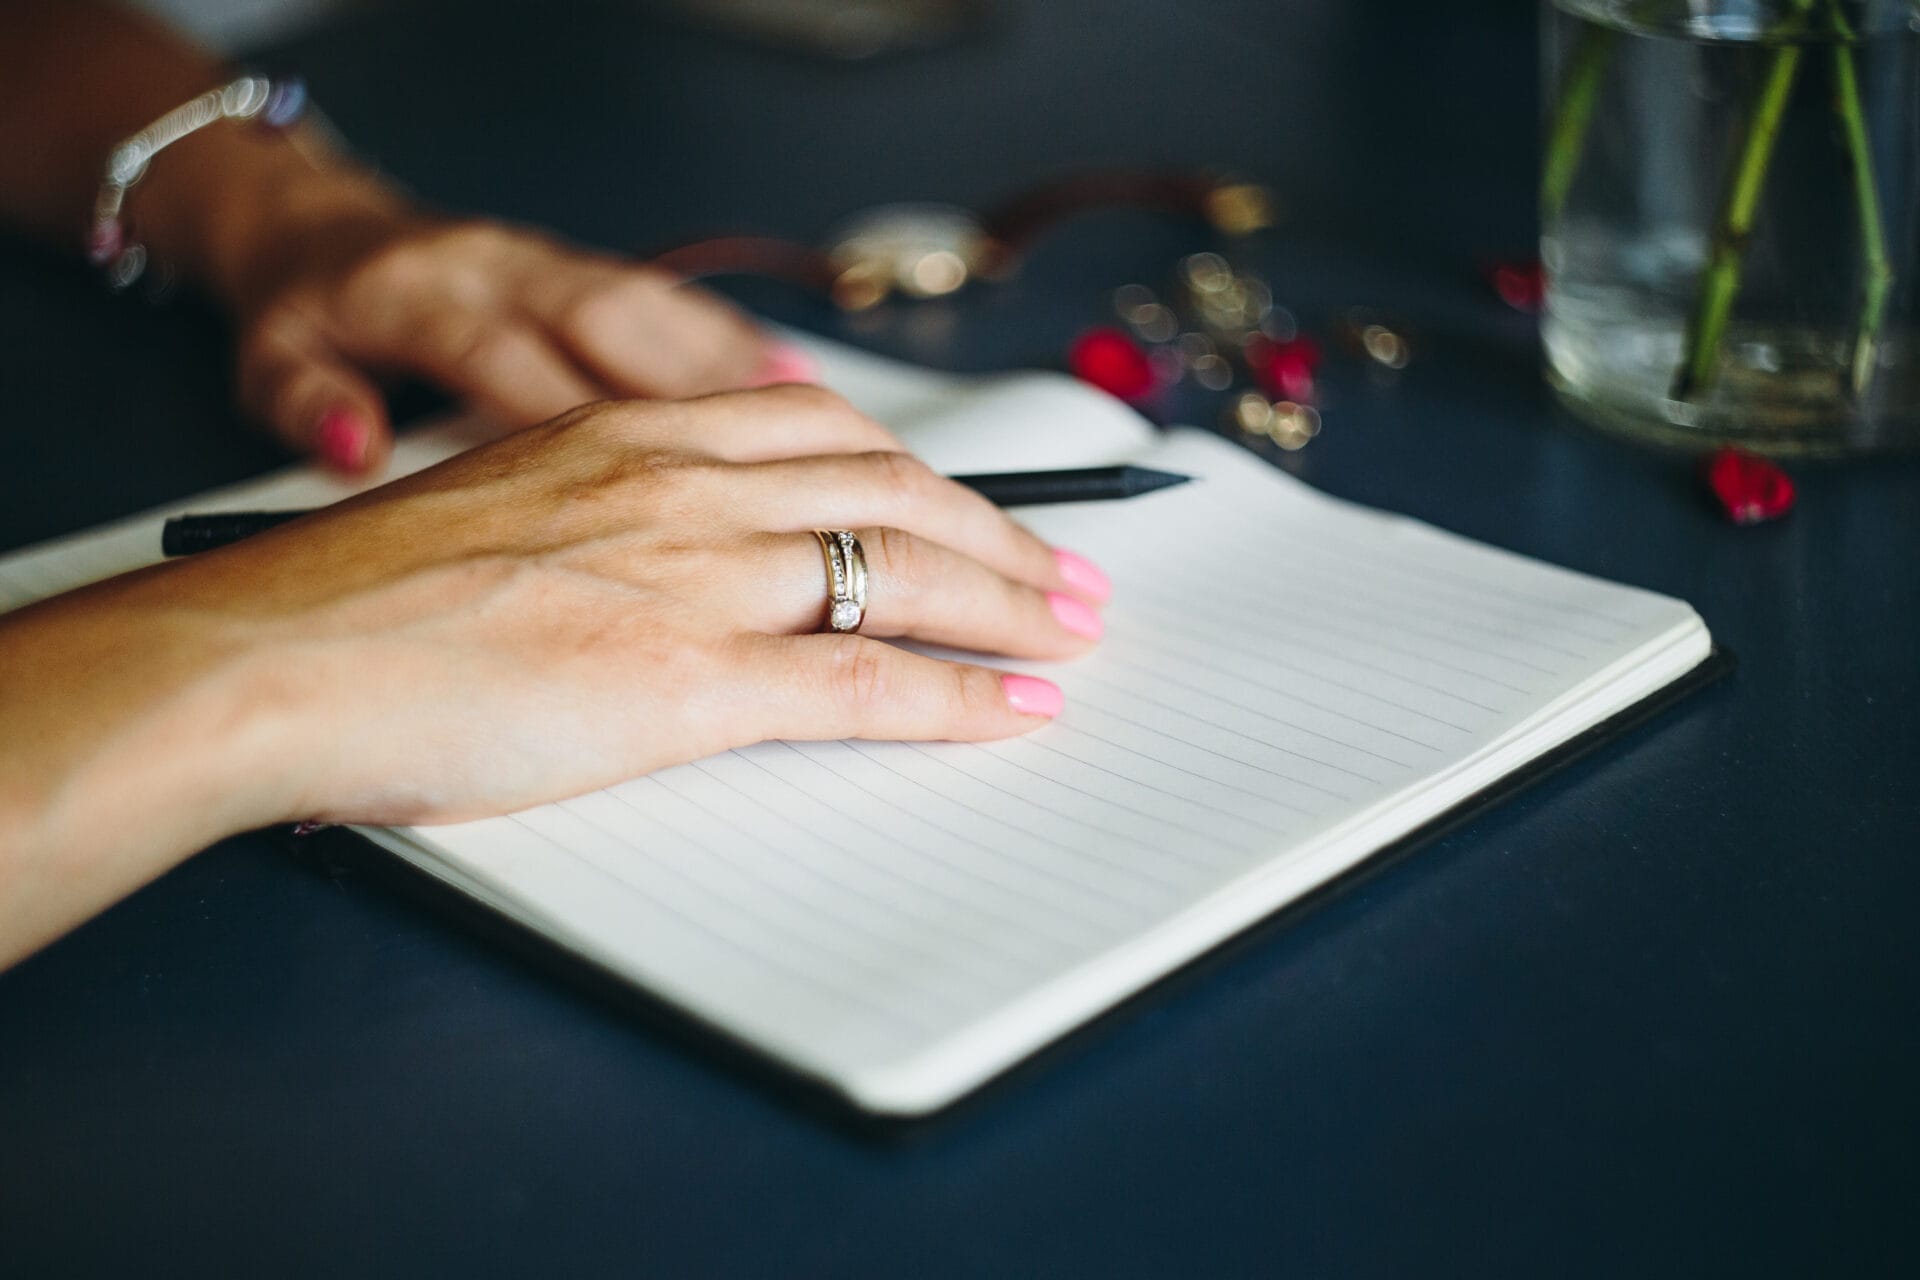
[[3, 2, 1915, 1274]]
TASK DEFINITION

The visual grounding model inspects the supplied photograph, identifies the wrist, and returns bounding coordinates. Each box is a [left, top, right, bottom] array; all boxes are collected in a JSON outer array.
[[0, 565, 326, 966], [0, 571, 312, 863], [126, 112, 414, 312]]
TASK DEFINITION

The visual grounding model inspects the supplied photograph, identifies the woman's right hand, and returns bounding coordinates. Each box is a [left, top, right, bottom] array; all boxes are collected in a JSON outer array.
[[0, 385, 1110, 963]]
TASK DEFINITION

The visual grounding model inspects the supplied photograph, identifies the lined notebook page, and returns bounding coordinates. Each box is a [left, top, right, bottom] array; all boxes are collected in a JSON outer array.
[[369, 431, 1706, 1114], [0, 338, 1706, 1113]]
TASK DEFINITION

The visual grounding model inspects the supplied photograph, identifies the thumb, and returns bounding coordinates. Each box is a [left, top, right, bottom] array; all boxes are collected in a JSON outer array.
[[236, 319, 393, 475]]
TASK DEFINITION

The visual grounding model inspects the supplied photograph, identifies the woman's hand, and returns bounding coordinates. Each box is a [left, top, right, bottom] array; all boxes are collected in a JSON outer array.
[[0, 3, 796, 476], [204, 384, 1102, 826], [222, 196, 803, 475], [0, 386, 1109, 966]]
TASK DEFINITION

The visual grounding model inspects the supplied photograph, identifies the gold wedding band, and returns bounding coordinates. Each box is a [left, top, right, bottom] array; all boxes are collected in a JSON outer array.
[[813, 530, 868, 633]]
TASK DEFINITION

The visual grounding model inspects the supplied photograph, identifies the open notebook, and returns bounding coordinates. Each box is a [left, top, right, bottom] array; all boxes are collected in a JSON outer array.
[[0, 336, 1713, 1115]]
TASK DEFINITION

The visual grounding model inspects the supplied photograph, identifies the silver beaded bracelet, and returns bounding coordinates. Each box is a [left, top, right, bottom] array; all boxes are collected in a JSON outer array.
[[88, 73, 308, 290]]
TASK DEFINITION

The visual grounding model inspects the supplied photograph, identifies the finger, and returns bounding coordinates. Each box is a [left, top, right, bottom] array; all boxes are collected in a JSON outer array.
[[724, 632, 1063, 744], [745, 340, 824, 388], [539, 263, 780, 398], [403, 318, 605, 426], [742, 528, 1100, 659], [565, 384, 900, 463], [236, 316, 393, 475], [718, 450, 1075, 594], [670, 385, 903, 462]]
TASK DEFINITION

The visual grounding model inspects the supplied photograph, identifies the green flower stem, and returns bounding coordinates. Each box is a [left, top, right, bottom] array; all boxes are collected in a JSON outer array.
[[1671, 15, 1812, 402], [1827, 2, 1893, 397], [1542, 23, 1614, 224]]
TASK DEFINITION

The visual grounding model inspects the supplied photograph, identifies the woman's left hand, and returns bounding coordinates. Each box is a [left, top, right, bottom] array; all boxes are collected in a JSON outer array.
[[0, 4, 805, 477], [222, 195, 802, 475]]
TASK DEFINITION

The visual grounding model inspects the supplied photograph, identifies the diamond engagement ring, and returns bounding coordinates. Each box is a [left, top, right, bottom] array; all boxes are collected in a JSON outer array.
[[813, 530, 869, 633]]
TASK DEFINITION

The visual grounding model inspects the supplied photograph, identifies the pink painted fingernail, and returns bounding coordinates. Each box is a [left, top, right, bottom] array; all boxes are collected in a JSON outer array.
[[1048, 591, 1104, 640], [316, 408, 369, 472], [1001, 674, 1064, 718], [1053, 548, 1112, 603], [749, 342, 822, 387]]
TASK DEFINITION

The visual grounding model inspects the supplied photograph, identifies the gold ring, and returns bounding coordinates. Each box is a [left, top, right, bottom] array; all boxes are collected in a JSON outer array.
[[813, 529, 868, 633]]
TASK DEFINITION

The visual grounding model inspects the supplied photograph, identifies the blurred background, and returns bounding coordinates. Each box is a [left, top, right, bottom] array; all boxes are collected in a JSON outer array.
[[124, 0, 1537, 264], [23, 0, 1545, 532]]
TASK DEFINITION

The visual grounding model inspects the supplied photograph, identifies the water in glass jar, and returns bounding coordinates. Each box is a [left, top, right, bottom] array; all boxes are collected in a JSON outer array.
[[1542, 0, 1920, 453]]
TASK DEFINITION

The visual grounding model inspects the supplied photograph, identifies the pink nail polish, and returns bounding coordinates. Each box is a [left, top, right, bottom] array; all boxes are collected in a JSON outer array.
[[749, 342, 822, 387], [1001, 674, 1064, 718], [1048, 592, 1104, 640], [1053, 548, 1112, 603], [316, 408, 369, 471]]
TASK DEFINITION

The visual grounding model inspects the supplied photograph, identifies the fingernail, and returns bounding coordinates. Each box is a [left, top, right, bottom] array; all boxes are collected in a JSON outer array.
[[1048, 592, 1104, 641], [316, 408, 369, 472], [1001, 674, 1064, 718], [748, 342, 822, 387], [1053, 548, 1112, 603]]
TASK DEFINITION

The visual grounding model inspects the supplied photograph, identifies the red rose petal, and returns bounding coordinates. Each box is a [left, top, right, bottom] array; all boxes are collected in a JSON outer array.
[[1703, 447, 1794, 525], [1069, 327, 1158, 401], [1249, 335, 1324, 403], [1488, 259, 1545, 313]]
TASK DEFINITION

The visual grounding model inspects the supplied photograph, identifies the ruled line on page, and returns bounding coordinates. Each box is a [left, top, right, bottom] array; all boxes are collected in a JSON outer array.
[[1037, 715, 1329, 819], [838, 741, 1200, 894], [551, 789, 976, 1019], [1070, 670, 1390, 788], [637, 759, 1136, 951], [779, 741, 1162, 924], [633, 759, 1105, 959], [530, 724, 1293, 1036], [1244, 534, 1638, 645], [760, 742, 1153, 946], [720, 748, 1113, 966], [670, 760, 1073, 991], [736, 740, 1162, 933], [558, 777, 1090, 1028], [1093, 649, 1451, 756], [1104, 631, 1481, 737], [1133, 591, 1544, 697], [1120, 600, 1516, 714], [1127, 542, 1607, 670], [1191, 469, 1660, 633], [1190, 563, 1600, 668], [951, 741, 1272, 853], [895, 740, 1233, 872], [490, 803, 936, 1034], [1078, 664, 1430, 771], [1323, 534, 1662, 629]]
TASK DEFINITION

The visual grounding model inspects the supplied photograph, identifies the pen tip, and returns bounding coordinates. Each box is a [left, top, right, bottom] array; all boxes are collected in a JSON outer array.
[[1126, 467, 1195, 496]]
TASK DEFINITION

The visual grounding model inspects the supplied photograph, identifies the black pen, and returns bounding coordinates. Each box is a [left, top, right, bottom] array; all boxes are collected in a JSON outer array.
[[158, 465, 1193, 556], [950, 465, 1190, 507]]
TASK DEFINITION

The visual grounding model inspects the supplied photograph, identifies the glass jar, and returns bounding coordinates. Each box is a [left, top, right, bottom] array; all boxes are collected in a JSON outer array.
[[1542, 0, 1920, 454]]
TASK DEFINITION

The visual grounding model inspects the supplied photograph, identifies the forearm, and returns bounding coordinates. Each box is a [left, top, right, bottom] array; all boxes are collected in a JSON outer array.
[[0, 0, 226, 241], [0, 0, 406, 309], [0, 568, 304, 969]]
